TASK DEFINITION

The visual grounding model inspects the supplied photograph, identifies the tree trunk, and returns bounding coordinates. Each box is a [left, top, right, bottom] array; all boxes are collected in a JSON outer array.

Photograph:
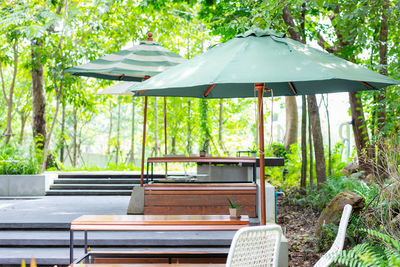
[[218, 99, 227, 153], [200, 99, 210, 153], [129, 97, 135, 164], [349, 92, 372, 173], [171, 136, 176, 155], [153, 97, 159, 156], [281, 6, 300, 151], [284, 96, 298, 151], [107, 100, 113, 156], [2, 41, 18, 144], [60, 101, 66, 162], [308, 95, 326, 186], [322, 95, 332, 176], [73, 107, 77, 167], [19, 111, 28, 144], [300, 95, 307, 188], [116, 98, 121, 165], [31, 39, 47, 150], [375, 0, 389, 180], [308, 106, 314, 188], [187, 100, 192, 154]]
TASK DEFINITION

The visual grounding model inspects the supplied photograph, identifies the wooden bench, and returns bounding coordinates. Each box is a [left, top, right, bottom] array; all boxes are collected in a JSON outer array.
[[70, 214, 249, 264], [144, 184, 257, 217]]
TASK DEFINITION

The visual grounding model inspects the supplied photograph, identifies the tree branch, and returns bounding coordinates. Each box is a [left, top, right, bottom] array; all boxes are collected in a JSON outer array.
[[282, 6, 301, 42]]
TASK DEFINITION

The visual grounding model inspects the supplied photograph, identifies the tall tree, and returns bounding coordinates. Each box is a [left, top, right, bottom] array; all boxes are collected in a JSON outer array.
[[308, 95, 327, 185], [31, 38, 47, 150]]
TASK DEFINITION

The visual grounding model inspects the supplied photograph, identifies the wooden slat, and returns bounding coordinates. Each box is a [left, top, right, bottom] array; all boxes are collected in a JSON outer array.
[[89, 251, 228, 256], [144, 206, 256, 217], [71, 224, 248, 231], [145, 186, 256, 191], [146, 183, 256, 188], [145, 190, 255, 195], [94, 258, 169, 264], [72, 215, 248, 225], [145, 194, 256, 206]]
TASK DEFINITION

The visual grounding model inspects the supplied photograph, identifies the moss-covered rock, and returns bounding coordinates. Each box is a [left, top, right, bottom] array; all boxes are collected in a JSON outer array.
[[315, 190, 364, 235]]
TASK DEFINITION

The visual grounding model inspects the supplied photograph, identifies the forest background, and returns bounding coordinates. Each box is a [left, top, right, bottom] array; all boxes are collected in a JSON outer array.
[[1, 0, 400, 265], [0, 0, 399, 186]]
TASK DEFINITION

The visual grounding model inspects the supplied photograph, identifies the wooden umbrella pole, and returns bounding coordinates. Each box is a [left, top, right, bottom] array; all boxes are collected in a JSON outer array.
[[255, 83, 266, 225], [140, 96, 148, 187], [164, 96, 167, 177]]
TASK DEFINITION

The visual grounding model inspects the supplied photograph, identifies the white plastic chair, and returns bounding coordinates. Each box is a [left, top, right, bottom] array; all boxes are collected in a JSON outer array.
[[226, 225, 282, 267], [314, 204, 353, 267]]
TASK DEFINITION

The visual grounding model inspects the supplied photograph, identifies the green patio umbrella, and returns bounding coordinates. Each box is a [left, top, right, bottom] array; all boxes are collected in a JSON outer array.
[[66, 33, 186, 186], [130, 29, 399, 225]]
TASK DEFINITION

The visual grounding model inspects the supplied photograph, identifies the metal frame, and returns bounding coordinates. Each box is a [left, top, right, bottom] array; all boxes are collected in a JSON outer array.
[[73, 250, 229, 265]]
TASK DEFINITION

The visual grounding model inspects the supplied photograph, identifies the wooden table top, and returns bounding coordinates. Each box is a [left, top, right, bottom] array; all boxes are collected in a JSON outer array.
[[147, 156, 257, 164], [70, 264, 225, 267], [71, 215, 249, 231]]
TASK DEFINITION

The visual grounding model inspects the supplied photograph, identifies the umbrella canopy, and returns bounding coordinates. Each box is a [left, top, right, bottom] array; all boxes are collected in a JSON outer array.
[[97, 82, 137, 95], [131, 29, 398, 97], [66, 38, 185, 81]]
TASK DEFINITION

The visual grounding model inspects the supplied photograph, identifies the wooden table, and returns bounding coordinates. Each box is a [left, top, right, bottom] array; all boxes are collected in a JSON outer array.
[[146, 156, 284, 184], [70, 215, 249, 263]]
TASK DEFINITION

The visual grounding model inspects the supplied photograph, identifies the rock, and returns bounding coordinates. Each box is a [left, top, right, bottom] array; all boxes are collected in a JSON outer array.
[[315, 190, 364, 236], [341, 162, 358, 176]]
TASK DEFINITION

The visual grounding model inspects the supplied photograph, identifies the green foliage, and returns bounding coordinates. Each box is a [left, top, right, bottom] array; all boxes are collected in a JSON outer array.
[[292, 175, 378, 212], [335, 229, 400, 267], [0, 145, 40, 175]]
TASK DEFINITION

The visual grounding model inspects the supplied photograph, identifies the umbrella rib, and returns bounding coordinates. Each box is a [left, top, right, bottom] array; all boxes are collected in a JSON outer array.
[[288, 82, 297, 95], [360, 81, 374, 89], [204, 84, 216, 97]]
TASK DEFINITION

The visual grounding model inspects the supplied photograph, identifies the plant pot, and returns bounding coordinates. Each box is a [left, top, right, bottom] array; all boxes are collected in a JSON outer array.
[[229, 208, 240, 218], [200, 151, 206, 157]]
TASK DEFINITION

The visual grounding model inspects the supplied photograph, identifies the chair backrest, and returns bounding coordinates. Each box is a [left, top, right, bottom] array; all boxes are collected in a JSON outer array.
[[314, 204, 353, 267], [226, 225, 282, 267]]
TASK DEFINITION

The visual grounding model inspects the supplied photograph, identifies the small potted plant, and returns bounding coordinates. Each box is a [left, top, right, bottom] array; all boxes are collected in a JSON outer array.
[[227, 198, 241, 218], [199, 149, 206, 157]]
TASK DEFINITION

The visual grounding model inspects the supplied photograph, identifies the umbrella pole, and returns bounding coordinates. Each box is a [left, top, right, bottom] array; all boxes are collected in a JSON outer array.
[[256, 83, 266, 225], [140, 96, 148, 187], [164, 97, 168, 178]]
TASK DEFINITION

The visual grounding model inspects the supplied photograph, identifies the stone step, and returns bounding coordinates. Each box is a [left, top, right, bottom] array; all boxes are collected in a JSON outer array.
[[0, 247, 229, 266], [49, 184, 137, 190], [45, 190, 133, 196], [54, 178, 142, 184]]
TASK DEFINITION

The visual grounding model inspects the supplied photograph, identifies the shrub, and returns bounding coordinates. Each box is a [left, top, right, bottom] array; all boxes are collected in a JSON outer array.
[[0, 145, 40, 175]]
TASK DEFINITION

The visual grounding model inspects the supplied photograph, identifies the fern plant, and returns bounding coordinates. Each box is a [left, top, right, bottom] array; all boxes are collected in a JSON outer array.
[[335, 229, 400, 267]]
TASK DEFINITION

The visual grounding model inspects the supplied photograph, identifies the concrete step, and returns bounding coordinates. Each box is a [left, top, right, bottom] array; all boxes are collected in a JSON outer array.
[[0, 230, 234, 247], [45, 190, 132, 196], [49, 184, 136, 190], [54, 178, 141, 184]]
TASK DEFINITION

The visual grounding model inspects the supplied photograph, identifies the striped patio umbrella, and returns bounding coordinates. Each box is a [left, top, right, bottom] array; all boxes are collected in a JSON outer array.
[[66, 33, 186, 186], [65, 34, 185, 81]]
